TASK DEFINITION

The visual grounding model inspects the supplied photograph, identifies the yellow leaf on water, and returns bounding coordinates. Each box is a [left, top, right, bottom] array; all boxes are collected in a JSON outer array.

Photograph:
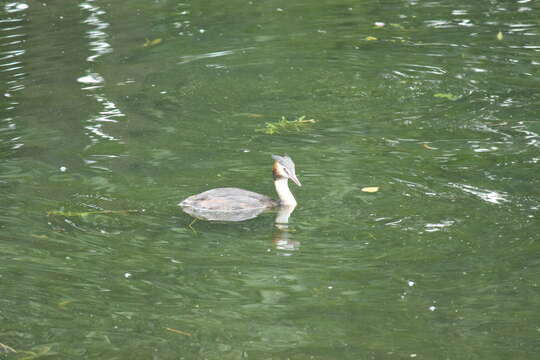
[[422, 143, 438, 150], [365, 36, 378, 41], [496, 31, 503, 41], [143, 38, 163, 47], [361, 187, 379, 193]]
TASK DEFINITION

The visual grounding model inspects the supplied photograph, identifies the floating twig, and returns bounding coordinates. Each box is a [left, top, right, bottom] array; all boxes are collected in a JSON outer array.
[[0, 342, 16, 353], [422, 143, 438, 150], [188, 218, 198, 233], [165, 327, 192, 337]]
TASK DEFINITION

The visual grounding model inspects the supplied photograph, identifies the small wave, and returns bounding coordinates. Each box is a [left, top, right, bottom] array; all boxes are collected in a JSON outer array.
[[449, 182, 509, 204]]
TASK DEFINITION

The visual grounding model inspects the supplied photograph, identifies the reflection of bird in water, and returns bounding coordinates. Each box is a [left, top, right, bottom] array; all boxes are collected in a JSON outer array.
[[179, 155, 301, 222], [273, 205, 301, 252]]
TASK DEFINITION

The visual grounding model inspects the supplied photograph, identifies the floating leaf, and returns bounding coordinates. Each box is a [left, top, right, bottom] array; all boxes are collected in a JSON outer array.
[[496, 31, 503, 41], [58, 299, 73, 308], [31, 234, 49, 240], [434, 93, 460, 101], [361, 187, 379, 193], [256, 115, 316, 135], [422, 143, 438, 150], [143, 38, 163, 47], [365, 36, 378, 41]]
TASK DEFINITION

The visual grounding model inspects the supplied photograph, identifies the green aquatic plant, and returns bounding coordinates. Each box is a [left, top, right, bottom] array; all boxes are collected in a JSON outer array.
[[47, 209, 138, 217], [256, 115, 316, 135], [434, 92, 460, 101]]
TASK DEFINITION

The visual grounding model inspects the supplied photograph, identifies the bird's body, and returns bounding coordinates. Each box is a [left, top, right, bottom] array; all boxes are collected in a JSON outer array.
[[179, 155, 301, 222], [180, 187, 278, 211]]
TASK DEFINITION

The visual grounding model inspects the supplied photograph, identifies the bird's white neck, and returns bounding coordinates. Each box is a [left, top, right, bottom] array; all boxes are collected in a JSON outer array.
[[274, 178, 297, 206]]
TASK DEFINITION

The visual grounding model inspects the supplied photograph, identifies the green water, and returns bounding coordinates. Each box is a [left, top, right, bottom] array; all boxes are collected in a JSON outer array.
[[1, 0, 539, 359]]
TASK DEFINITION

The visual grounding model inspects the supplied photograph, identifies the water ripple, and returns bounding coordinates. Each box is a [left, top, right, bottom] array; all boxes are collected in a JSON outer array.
[[79, 1, 112, 62], [1, 2, 26, 131], [177, 47, 255, 65], [4, 2, 28, 13], [449, 183, 509, 205], [78, 1, 123, 148]]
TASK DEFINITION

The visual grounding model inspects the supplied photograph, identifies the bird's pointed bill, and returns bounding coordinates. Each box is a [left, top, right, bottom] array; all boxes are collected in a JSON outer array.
[[290, 173, 301, 187]]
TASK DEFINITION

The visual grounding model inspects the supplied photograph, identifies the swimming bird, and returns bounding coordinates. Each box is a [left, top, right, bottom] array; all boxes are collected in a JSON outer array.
[[179, 155, 301, 221]]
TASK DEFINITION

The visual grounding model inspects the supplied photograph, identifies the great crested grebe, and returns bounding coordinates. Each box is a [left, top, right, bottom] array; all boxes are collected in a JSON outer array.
[[179, 155, 301, 221]]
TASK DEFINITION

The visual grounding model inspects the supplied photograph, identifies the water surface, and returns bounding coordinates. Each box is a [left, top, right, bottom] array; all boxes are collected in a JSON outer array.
[[1, 0, 539, 359]]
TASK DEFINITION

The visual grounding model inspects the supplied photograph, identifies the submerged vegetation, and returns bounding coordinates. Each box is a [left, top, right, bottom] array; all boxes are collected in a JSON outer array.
[[256, 115, 317, 135], [433, 92, 461, 101], [47, 209, 138, 217]]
